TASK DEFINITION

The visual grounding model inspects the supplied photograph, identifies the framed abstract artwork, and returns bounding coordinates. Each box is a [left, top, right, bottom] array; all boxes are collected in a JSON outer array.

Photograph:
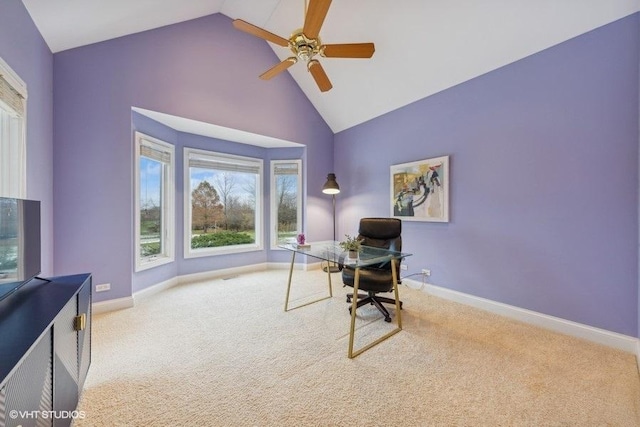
[[390, 155, 449, 222]]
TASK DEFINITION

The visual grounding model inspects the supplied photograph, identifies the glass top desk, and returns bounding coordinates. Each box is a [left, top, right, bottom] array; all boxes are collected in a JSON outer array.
[[278, 240, 412, 358]]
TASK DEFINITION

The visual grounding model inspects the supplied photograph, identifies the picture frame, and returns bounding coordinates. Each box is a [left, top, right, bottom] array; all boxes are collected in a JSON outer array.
[[390, 155, 449, 222]]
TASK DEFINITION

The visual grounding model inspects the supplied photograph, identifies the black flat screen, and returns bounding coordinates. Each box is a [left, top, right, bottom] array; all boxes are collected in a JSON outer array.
[[0, 198, 41, 302]]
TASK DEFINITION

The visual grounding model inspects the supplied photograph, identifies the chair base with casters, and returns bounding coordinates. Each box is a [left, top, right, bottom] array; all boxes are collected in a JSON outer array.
[[346, 291, 403, 322]]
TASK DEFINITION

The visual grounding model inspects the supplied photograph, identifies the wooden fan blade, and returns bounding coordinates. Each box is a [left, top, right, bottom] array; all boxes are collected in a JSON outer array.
[[259, 57, 297, 80], [303, 0, 332, 39], [322, 43, 375, 58], [308, 59, 332, 92], [232, 19, 289, 47]]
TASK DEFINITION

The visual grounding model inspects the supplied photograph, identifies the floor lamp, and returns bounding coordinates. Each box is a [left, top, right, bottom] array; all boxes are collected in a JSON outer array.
[[322, 173, 341, 273]]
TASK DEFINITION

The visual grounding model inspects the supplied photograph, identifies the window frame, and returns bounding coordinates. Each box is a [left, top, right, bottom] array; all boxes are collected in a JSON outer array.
[[184, 147, 264, 258], [270, 159, 303, 249], [134, 131, 175, 272], [0, 56, 27, 198]]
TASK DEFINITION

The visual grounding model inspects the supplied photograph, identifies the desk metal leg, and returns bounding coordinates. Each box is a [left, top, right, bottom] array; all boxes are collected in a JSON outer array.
[[391, 258, 403, 329], [284, 250, 296, 312], [284, 250, 333, 312], [326, 260, 333, 298], [348, 258, 403, 358], [348, 267, 361, 357]]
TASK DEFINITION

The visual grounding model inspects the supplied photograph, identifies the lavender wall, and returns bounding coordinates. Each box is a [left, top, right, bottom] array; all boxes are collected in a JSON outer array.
[[54, 14, 333, 302], [0, 0, 54, 276], [335, 14, 639, 337]]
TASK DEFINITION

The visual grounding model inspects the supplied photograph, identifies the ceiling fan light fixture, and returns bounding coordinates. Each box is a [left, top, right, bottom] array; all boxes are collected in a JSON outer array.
[[232, 0, 374, 92], [289, 30, 321, 62]]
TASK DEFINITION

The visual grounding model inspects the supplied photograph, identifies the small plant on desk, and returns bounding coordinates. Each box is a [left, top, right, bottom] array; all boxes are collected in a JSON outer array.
[[339, 234, 362, 259]]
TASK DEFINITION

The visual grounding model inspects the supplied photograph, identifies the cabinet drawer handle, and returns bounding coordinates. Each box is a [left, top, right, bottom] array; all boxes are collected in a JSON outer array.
[[74, 313, 86, 331]]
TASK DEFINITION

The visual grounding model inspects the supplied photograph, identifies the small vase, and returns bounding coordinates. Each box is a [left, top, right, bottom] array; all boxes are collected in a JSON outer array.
[[348, 250, 358, 260]]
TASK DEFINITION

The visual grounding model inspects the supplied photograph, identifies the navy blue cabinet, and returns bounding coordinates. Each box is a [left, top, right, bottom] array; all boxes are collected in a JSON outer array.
[[0, 274, 91, 427]]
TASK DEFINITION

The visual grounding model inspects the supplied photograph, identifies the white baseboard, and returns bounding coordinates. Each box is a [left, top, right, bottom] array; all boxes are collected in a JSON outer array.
[[94, 264, 271, 312], [176, 263, 268, 286], [134, 263, 271, 304], [304, 261, 324, 271], [403, 278, 639, 355], [133, 276, 180, 303], [92, 296, 134, 314], [267, 261, 324, 271], [95, 262, 328, 313]]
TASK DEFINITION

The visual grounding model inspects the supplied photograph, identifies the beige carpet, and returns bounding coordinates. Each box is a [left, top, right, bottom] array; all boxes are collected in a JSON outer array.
[[75, 269, 640, 426]]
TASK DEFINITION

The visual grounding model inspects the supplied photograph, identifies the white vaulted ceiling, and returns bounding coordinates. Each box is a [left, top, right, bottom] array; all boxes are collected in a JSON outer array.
[[21, 0, 640, 133]]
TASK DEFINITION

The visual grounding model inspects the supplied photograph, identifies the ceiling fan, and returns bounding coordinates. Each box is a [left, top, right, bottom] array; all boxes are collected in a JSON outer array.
[[232, 0, 375, 92]]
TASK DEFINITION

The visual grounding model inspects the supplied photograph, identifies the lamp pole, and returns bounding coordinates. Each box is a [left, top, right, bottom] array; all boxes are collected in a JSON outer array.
[[322, 173, 341, 273], [332, 193, 336, 241]]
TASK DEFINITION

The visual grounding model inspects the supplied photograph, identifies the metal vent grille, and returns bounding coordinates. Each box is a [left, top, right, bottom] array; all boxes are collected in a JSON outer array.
[[0, 385, 7, 427], [53, 298, 80, 422], [56, 299, 79, 384], [4, 329, 52, 427]]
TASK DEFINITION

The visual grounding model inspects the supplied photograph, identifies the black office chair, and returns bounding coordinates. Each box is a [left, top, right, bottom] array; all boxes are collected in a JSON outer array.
[[342, 218, 403, 323]]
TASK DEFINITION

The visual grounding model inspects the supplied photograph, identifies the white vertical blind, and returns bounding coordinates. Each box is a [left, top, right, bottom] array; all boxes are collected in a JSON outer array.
[[0, 101, 25, 198], [0, 59, 27, 198]]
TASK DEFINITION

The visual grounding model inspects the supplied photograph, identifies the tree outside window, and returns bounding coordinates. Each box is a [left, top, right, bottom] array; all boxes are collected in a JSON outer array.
[[185, 148, 263, 257]]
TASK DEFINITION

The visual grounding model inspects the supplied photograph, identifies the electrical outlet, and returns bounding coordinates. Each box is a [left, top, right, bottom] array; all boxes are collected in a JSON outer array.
[[421, 269, 431, 277], [96, 283, 111, 292], [400, 264, 408, 271]]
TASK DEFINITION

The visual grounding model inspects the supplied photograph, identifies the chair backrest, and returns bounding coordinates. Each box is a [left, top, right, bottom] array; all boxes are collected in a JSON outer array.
[[357, 218, 402, 253]]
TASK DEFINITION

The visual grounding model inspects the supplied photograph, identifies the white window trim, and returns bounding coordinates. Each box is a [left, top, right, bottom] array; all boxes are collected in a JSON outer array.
[[0, 56, 27, 198], [270, 159, 302, 250], [134, 132, 175, 272], [184, 147, 263, 259]]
